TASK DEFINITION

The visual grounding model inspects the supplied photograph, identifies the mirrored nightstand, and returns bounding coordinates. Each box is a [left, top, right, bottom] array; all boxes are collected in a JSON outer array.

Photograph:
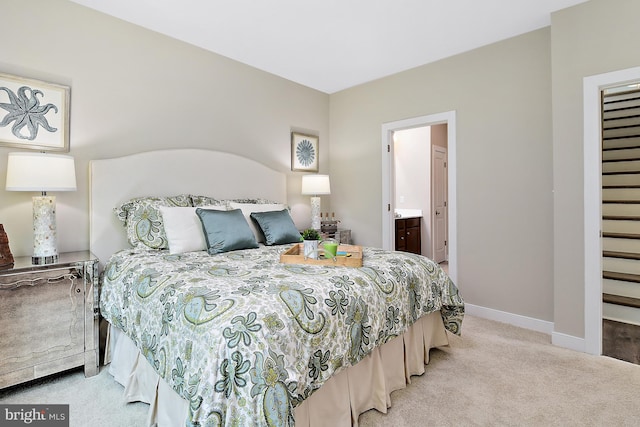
[[0, 251, 99, 389]]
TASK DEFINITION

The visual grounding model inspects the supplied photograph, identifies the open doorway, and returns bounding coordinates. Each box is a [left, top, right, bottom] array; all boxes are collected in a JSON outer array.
[[599, 84, 640, 364], [583, 66, 640, 356], [393, 125, 448, 262], [381, 111, 457, 284]]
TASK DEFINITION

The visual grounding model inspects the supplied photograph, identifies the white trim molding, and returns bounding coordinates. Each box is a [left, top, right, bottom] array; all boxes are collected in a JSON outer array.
[[466, 304, 587, 352], [465, 303, 554, 335], [551, 331, 586, 354]]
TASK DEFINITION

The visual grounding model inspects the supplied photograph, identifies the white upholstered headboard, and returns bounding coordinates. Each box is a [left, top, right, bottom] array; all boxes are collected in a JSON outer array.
[[89, 149, 287, 265]]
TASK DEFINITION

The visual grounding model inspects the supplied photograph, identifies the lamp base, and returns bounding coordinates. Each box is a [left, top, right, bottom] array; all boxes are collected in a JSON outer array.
[[32, 254, 59, 265], [310, 196, 321, 230], [32, 195, 59, 265]]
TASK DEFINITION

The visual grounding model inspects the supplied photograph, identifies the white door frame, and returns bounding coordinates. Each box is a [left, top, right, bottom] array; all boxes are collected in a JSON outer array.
[[381, 111, 457, 284], [583, 66, 640, 355]]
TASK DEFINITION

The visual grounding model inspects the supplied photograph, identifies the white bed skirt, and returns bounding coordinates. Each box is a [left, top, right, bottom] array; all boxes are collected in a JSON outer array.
[[105, 311, 449, 426]]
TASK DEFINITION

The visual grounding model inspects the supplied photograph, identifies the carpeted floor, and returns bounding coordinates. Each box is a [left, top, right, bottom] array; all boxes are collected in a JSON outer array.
[[360, 316, 640, 427], [2, 315, 639, 426]]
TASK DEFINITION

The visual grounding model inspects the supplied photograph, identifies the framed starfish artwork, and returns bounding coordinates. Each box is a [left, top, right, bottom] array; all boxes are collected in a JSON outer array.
[[291, 132, 319, 172], [0, 72, 70, 152]]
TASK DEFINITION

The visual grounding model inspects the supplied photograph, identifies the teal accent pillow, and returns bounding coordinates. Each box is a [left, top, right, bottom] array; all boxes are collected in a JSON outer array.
[[250, 209, 301, 246], [196, 208, 259, 254]]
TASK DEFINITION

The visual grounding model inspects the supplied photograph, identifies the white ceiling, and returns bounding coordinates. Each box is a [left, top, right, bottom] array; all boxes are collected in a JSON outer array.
[[69, 0, 587, 94]]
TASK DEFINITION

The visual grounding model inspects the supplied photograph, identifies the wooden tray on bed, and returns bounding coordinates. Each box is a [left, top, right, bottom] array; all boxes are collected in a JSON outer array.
[[280, 243, 363, 267]]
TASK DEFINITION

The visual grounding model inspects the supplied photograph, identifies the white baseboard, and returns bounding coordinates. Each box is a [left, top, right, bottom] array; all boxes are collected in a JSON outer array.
[[465, 303, 554, 334], [464, 303, 587, 353], [551, 331, 586, 353]]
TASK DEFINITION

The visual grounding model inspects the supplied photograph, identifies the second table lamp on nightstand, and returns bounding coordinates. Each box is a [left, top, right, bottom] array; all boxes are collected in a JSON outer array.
[[301, 174, 330, 230], [5, 152, 77, 264]]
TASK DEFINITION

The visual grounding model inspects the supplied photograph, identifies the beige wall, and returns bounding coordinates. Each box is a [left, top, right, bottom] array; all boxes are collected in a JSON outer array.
[[330, 28, 554, 322], [0, 0, 329, 257], [329, 0, 640, 339], [5, 0, 639, 342], [551, 0, 640, 338]]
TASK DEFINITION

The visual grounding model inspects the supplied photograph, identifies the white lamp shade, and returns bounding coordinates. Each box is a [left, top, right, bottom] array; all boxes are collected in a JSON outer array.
[[301, 174, 331, 195], [6, 152, 77, 192]]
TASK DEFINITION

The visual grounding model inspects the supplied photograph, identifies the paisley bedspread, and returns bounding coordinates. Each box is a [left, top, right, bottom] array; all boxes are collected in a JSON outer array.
[[100, 245, 464, 426]]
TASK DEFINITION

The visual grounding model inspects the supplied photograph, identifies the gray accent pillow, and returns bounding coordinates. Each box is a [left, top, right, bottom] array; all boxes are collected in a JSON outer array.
[[250, 209, 301, 246], [196, 208, 258, 254]]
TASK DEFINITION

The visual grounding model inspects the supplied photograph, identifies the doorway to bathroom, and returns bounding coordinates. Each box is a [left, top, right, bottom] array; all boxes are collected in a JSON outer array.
[[393, 125, 448, 262], [381, 111, 457, 284]]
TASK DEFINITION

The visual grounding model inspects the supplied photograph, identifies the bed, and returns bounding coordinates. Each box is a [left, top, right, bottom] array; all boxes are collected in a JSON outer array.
[[89, 149, 464, 427]]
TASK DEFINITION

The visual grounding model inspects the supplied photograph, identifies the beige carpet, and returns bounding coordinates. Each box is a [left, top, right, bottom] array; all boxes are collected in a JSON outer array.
[[2, 315, 639, 426], [360, 315, 640, 427]]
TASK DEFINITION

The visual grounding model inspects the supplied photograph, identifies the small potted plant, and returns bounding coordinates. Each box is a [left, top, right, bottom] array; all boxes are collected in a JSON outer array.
[[301, 228, 321, 259]]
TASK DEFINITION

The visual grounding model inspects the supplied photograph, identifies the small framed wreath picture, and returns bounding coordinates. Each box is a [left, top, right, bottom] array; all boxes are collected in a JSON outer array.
[[291, 132, 319, 172]]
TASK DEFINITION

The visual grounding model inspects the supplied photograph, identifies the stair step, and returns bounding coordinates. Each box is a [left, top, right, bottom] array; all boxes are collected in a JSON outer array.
[[603, 219, 640, 234], [603, 146, 640, 152], [603, 200, 640, 204], [603, 232, 640, 240], [603, 89, 640, 104], [603, 128, 640, 140], [603, 236, 640, 254], [603, 119, 640, 131], [603, 251, 640, 260], [603, 216, 640, 221], [602, 173, 640, 187], [602, 147, 640, 161], [604, 257, 640, 276], [603, 203, 640, 217], [602, 157, 640, 163], [603, 160, 640, 174], [603, 271, 640, 283], [603, 293, 640, 309], [603, 188, 640, 201], [602, 136, 640, 150]]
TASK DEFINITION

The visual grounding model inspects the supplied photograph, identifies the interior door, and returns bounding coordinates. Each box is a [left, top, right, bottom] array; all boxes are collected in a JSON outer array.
[[432, 145, 447, 263]]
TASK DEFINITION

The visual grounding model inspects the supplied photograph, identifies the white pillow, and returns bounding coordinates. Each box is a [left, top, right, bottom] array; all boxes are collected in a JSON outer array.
[[160, 206, 226, 254], [229, 202, 286, 243]]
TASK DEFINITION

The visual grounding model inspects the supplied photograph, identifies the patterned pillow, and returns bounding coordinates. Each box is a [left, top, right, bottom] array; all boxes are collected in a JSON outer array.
[[191, 196, 281, 208], [114, 195, 191, 249], [228, 198, 279, 204], [190, 195, 229, 208]]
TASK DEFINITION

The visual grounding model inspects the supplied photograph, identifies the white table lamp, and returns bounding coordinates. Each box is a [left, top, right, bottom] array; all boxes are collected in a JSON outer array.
[[301, 174, 330, 230], [6, 152, 77, 264]]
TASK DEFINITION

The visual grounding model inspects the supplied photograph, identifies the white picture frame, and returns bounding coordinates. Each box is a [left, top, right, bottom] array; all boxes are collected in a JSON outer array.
[[0, 72, 70, 152], [291, 132, 319, 172]]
